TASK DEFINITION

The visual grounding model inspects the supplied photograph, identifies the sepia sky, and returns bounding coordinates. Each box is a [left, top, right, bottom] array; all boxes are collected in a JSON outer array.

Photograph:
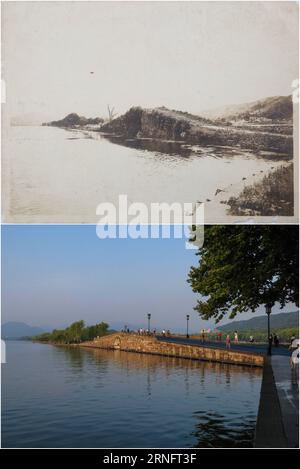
[[2, 1, 299, 122]]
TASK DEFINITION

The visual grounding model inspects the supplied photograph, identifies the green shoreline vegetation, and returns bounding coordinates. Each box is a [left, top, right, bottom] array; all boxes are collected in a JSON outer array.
[[34, 320, 109, 344]]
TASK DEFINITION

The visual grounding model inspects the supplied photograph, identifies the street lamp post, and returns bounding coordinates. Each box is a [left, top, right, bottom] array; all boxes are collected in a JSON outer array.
[[186, 314, 190, 339], [266, 304, 272, 355], [147, 313, 151, 333]]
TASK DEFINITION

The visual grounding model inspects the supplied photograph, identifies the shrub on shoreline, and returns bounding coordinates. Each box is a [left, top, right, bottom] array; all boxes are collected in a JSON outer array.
[[34, 320, 109, 344], [226, 164, 294, 216]]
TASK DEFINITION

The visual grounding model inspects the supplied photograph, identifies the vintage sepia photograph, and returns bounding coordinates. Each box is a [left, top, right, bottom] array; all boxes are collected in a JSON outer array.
[[2, 1, 299, 223]]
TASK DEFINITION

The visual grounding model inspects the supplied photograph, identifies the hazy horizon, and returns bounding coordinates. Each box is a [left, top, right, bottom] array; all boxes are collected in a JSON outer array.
[[8, 92, 294, 126], [2, 1, 298, 124], [2, 309, 298, 333], [2, 225, 296, 333]]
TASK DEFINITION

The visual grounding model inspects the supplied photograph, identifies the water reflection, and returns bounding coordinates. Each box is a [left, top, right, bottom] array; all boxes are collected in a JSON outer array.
[[4, 126, 289, 223], [192, 410, 256, 448], [83, 347, 261, 447], [2, 341, 262, 448], [100, 134, 193, 157], [52, 345, 110, 376], [97, 133, 290, 161]]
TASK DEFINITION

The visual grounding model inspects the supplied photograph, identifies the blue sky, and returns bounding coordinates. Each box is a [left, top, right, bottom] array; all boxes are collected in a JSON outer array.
[[1, 225, 295, 333], [2, 225, 200, 332]]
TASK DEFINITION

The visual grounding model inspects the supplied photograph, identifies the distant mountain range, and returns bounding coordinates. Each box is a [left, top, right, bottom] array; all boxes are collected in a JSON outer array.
[[2, 313, 298, 339], [218, 311, 299, 332], [1, 322, 48, 339]]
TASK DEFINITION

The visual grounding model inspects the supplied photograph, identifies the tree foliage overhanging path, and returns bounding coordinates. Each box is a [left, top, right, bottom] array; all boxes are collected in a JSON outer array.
[[188, 225, 299, 323]]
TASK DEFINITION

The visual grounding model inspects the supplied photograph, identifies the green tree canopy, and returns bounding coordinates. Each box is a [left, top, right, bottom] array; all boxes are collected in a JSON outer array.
[[188, 225, 299, 322], [67, 320, 85, 343], [34, 320, 109, 344]]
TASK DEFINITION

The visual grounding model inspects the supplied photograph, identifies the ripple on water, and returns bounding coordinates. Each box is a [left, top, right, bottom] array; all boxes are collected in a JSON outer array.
[[2, 342, 262, 448], [4, 126, 289, 223]]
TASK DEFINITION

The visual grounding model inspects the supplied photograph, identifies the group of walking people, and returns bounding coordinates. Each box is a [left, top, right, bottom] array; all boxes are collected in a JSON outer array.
[[202, 330, 240, 349], [224, 331, 239, 349], [136, 328, 171, 337]]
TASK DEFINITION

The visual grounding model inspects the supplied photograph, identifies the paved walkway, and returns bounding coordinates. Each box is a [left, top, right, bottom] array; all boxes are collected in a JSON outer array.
[[157, 336, 290, 356], [159, 335, 298, 447], [271, 355, 299, 448], [254, 356, 288, 447]]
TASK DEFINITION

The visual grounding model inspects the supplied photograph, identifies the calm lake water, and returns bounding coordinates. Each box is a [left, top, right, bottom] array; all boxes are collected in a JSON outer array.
[[3, 126, 288, 223], [2, 341, 262, 448]]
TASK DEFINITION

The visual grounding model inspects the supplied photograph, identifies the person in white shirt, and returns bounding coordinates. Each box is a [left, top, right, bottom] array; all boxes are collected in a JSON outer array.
[[290, 339, 299, 370]]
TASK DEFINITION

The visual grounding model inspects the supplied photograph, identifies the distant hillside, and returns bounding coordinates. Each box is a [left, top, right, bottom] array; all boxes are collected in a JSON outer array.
[[100, 105, 293, 154], [218, 311, 299, 332], [1, 322, 47, 339], [100, 106, 213, 139], [44, 113, 104, 128], [202, 95, 293, 122]]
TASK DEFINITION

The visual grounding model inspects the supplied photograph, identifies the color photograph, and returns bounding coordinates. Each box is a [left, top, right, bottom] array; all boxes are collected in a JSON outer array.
[[1, 0, 299, 455]]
